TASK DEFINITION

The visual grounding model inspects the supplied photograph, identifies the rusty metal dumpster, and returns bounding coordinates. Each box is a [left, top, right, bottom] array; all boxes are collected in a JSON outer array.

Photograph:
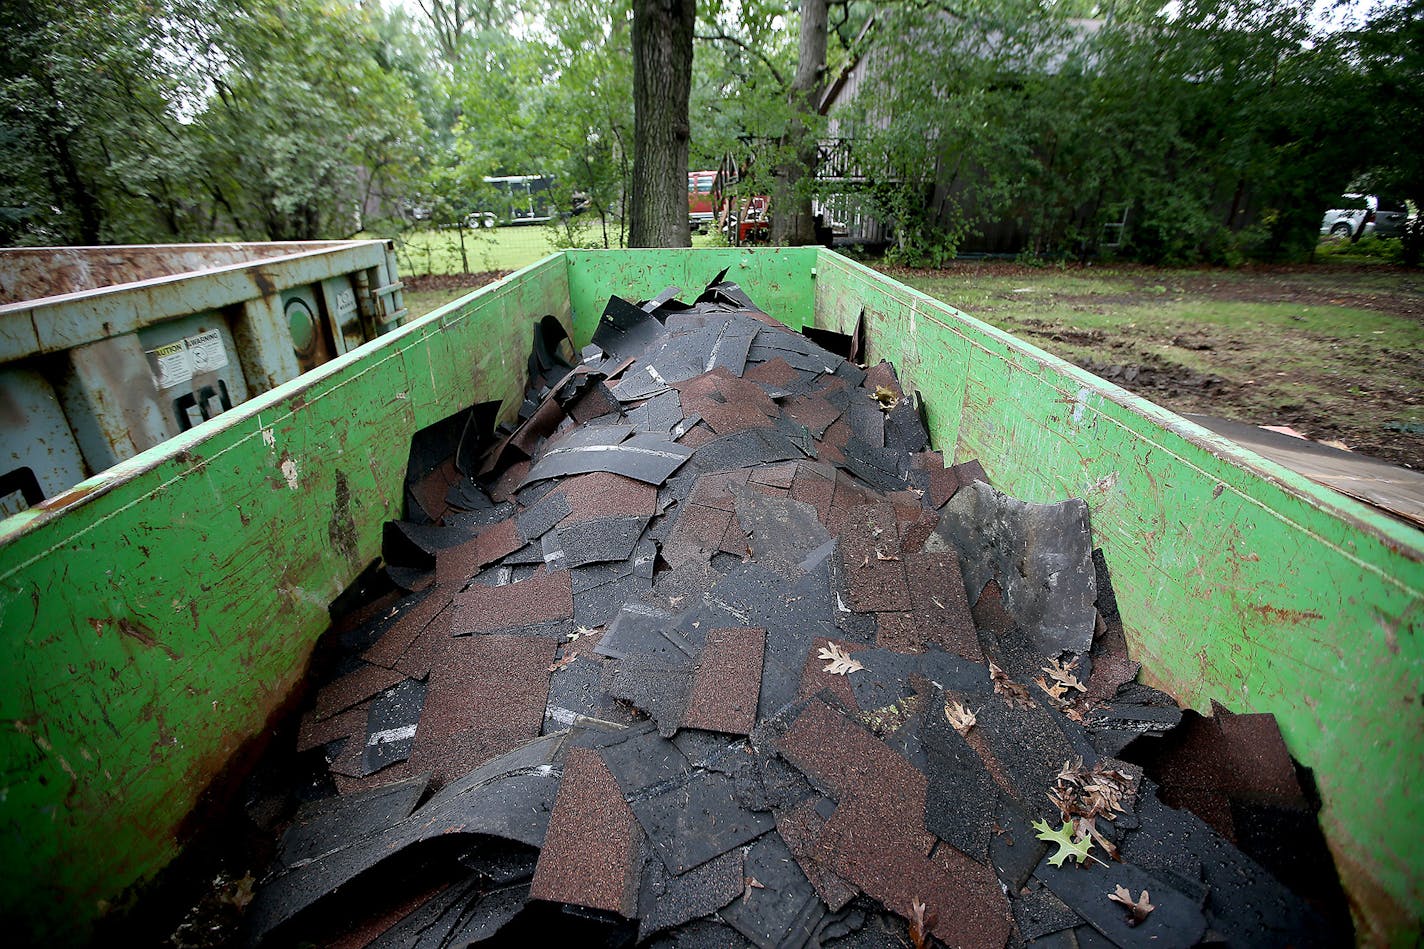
[[0, 248, 1418, 944], [0, 240, 406, 517]]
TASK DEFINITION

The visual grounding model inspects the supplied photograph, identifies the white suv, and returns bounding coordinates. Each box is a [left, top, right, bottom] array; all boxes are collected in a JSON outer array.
[[1320, 194, 1409, 239]]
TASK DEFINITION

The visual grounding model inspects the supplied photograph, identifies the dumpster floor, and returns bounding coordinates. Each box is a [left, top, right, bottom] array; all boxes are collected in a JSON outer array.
[[162, 279, 1352, 947]]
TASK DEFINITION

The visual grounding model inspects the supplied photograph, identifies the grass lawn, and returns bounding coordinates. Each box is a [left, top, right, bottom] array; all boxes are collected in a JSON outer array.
[[392, 225, 725, 318], [891, 261, 1424, 468]]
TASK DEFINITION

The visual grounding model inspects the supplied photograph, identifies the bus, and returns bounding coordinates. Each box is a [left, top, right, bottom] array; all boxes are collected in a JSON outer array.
[[484, 175, 557, 225]]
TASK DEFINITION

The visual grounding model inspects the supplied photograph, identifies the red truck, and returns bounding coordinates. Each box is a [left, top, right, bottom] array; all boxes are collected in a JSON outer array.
[[688, 171, 717, 228]]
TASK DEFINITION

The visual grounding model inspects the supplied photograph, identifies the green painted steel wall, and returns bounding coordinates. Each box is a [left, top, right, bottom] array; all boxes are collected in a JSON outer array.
[[0, 246, 1418, 943], [0, 256, 570, 940], [564, 247, 816, 344], [811, 251, 1423, 946]]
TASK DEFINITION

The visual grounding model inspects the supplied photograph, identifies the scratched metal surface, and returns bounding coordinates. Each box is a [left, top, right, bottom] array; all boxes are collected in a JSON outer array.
[[813, 250, 1423, 945], [0, 255, 571, 941]]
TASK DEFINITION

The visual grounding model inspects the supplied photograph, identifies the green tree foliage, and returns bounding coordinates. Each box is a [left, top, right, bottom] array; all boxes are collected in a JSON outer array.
[[840, 0, 1422, 265], [423, 1, 636, 248], [0, 0, 428, 245]]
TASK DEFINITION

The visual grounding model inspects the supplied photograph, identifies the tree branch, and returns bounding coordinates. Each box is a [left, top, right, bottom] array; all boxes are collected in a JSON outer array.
[[694, 30, 786, 86]]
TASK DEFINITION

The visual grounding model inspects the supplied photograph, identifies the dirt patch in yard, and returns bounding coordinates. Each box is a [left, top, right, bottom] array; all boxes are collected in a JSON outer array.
[[403, 271, 509, 294], [888, 262, 1424, 470], [1013, 316, 1423, 470]]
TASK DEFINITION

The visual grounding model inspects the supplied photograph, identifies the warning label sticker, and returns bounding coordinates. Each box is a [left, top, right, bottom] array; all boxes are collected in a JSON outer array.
[[187, 329, 228, 374], [147, 330, 230, 390]]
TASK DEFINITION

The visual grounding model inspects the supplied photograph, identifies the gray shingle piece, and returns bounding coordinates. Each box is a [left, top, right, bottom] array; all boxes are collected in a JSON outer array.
[[360, 678, 427, 776], [516, 488, 572, 541], [521, 427, 695, 487], [628, 768, 775, 875], [689, 427, 802, 473], [593, 293, 669, 364], [1035, 855, 1205, 948], [555, 515, 649, 568], [719, 833, 826, 949], [607, 654, 696, 737], [275, 773, 429, 872], [637, 846, 745, 939], [625, 389, 685, 435], [936, 480, 1097, 656], [704, 317, 760, 376], [595, 601, 697, 664]]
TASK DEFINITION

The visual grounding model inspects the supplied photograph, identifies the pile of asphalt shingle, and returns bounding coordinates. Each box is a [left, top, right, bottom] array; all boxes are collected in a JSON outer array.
[[245, 277, 1348, 947]]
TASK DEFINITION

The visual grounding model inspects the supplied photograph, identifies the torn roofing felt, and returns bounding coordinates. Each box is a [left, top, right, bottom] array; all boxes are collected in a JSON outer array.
[[226, 276, 1351, 949]]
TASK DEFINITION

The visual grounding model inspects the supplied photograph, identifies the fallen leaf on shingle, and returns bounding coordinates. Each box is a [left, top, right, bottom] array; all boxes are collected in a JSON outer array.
[[1050, 757, 1135, 825], [1043, 657, 1087, 693], [873, 547, 900, 562], [818, 642, 864, 675], [989, 661, 1034, 708], [742, 876, 765, 903], [1108, 884, 1155, 925], [945, 700, 977, 735], [1035, 675, 1070, 703], [1032, 818, 1095, 868], [909, 897, 935, 949], [221, 873, 256, 910]]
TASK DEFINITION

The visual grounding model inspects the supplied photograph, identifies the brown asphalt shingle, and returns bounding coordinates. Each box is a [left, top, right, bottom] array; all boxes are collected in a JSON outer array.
[[362, 592, 452, 669], [410, 634, 554, 787], [449, 569, 573, 635], [313, 663, 406, 722], [681, 627, 765, 735], [530, 747, 644, 916], [743, 356, 801, 388], [662, 502, 734, 569], [839, 502, 911, 614], [435, 518, 523, 586], [557, 471, 658, 526], [775, 798, 857, 912], [687, 468, 752, 512]]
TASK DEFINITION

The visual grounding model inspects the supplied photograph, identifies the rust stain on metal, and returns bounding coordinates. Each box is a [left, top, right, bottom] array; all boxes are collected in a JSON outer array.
[[118, 618, 180, 660], [1250, 604, 1325, 625], [252, 268, 277, 299], [36, 483, 100, 511], [327, 471, 359, 566]]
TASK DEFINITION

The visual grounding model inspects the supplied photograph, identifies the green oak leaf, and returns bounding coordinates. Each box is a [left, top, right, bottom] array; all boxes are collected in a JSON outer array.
[[1032, 818, 1094, 868]]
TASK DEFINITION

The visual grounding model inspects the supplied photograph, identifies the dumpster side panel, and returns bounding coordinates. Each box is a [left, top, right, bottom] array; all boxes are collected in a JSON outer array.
[[0, 259, 570, 938], [563, 247, 817, 345], [812, 251, 1424, 943]]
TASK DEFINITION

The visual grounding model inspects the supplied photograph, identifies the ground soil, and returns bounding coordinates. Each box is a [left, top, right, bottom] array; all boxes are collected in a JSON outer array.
[[889, 263, 1424, 470], [404, 271, 509, 295]]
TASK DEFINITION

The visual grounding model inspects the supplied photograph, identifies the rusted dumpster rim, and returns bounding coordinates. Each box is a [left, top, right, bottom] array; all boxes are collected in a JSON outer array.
[[0, 240, 383, 316], [0, 253, 560, 551]]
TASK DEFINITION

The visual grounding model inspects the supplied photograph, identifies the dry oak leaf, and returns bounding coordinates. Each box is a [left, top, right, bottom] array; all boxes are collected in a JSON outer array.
[[909, 897, 936, 949], [1108, 884, 1155, 925], [818, 641, 865, 675], [1043, 657, 1088, 693], [1035, 675, 1070, 703], [945, 700, 977, 735], [1032, 818, 1095, 868], [989, 661, 1034, 708]]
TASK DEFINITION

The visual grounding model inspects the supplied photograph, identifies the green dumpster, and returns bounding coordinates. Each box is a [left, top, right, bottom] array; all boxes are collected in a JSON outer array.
[[0, 248, 1419, 944]]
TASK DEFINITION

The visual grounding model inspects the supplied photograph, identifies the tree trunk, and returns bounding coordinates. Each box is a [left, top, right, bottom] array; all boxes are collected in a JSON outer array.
[[771, 0, 828, 247], [629, 0, 695, 248]]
